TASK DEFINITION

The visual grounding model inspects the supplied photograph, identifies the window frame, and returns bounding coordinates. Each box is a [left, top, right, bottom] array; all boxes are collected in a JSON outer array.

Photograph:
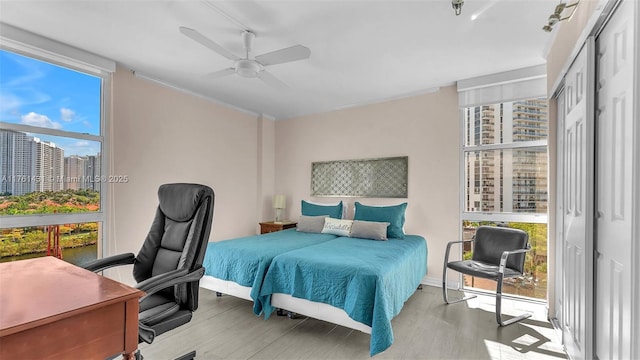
[[458, 100, 549, 301], [459, 105, 549, 225], [0, 42, 111, 257]]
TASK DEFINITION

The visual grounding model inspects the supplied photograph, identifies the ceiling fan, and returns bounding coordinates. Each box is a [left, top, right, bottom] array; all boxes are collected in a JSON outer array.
[[179, 26, 310, 89]]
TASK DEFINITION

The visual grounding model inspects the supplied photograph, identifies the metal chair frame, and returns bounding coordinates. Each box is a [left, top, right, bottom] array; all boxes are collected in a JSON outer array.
[[442, 238, 532, 326]]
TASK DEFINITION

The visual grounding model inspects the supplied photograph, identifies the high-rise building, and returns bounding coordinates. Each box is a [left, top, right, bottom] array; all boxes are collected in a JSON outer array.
[[32, 137, 64, 192], [64, 153, 101, 190], [84, 154, 100, 191], [464, 98, 548, 213], [1, 130, 69, 195], [64, 155, 85, 190], [0, 129, 35, 196], [512, 99, 548, 212]]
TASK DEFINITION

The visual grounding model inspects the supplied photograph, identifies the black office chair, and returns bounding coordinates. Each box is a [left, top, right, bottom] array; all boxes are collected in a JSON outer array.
[[442, 226, 531, 326], [83, 183, 214, 359]]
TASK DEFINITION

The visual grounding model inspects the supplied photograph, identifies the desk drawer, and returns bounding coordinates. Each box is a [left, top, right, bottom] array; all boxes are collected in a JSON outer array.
[[0, 302, 127, 359]]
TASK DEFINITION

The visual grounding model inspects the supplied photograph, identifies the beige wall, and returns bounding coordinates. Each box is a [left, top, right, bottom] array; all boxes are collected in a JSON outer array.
[[274, 86, 460, 283], [109, 66, 262, 281], [257, 115, 277, 229], [109, 68, 459, 284], [546, 0, 600, 94]]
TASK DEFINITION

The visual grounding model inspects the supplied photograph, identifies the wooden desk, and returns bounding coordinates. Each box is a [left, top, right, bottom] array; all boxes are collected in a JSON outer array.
[[0, 257, 144, 359]]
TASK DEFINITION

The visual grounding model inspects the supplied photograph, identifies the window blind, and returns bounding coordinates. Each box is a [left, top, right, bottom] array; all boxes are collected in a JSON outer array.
[[0, 23, 116, 75], [457, 64, 547, 107]]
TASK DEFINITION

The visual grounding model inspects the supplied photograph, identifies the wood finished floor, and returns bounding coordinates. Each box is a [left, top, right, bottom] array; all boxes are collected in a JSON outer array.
[[139, 286, 566, 360]]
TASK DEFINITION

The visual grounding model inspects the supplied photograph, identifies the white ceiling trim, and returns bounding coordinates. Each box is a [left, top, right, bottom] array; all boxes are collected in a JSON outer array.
[[131, 68, 266, 119], [279, 83, 454, 121]]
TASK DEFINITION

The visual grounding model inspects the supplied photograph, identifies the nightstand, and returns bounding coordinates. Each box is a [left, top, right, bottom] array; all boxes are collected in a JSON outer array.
[[259, 221, 297, 234]]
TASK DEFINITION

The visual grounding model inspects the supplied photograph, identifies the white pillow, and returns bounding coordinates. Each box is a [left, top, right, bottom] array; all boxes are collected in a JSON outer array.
[[321, 218, 353, 237]]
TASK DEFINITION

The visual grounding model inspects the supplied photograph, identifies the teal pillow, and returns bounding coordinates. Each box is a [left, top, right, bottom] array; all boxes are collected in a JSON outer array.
[[353, 202, 407, 239], [301, 200, 343, 219]]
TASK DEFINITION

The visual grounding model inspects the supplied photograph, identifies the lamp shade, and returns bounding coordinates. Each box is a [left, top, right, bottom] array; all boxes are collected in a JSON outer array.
[[273, 194, 286, 209]]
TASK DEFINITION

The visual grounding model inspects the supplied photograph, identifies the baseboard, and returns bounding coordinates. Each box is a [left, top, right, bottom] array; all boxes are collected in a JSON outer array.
[[421, 275, 460, 290]]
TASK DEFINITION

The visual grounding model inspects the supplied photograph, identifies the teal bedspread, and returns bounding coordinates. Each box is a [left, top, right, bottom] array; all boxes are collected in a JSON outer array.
[[257, 235, 428, 356], [203, 229, 337, 313]]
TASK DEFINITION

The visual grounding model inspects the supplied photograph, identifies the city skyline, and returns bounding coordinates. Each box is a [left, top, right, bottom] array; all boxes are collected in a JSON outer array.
[[1, 129, 100, 196]]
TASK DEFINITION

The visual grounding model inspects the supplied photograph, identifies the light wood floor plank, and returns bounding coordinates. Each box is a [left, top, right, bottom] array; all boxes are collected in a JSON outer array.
[[139, 286, 566, 359]]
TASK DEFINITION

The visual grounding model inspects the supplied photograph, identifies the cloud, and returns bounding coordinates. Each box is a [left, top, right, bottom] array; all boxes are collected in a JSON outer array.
[[21, 112, 62, 129], [60, 107, 75, 122]]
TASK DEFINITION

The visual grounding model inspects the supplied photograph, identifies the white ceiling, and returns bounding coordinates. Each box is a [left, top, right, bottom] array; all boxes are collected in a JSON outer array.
[[0, 0, 555, 120]]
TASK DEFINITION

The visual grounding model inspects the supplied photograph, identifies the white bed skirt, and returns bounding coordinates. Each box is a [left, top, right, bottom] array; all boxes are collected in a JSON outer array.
[[200, 275, 372, 334]]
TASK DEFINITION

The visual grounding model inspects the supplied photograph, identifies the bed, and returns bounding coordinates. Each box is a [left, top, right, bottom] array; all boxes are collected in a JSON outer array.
[[258, 235, 427, 356], [201, 229, 337, 313], [201, 200, 427, 356]]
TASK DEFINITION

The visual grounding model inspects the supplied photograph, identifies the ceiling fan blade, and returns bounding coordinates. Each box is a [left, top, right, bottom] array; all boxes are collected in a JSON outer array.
[[255, 45, 310, 66], [179, 26, 239, 61], [205, 68, 235, 79], [257, 70, 288, 90]]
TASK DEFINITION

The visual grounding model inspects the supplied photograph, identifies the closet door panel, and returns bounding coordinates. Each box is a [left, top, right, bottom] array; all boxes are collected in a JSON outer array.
[[595, 1, 636, 358], [562, 41, 594, 360]]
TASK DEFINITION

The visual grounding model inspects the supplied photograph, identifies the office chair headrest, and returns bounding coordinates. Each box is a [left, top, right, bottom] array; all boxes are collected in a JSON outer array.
[[158, 183, 213, 222]]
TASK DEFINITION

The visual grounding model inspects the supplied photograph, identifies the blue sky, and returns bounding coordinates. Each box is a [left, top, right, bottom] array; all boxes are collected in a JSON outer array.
[[0, 49, 102, 156]]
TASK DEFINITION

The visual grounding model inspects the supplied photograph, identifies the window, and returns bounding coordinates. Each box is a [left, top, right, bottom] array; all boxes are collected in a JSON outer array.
[[0, 34, 113, 267], [460, 98, 548, 300], [457, 66, 548, 301]]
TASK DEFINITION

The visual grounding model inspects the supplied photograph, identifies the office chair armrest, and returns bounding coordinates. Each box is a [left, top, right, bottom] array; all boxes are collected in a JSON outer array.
[[81, 253, 135, 272], [139, 322, 156, 344], [136, 266, 206, 302], [498, 246, 531, 274]]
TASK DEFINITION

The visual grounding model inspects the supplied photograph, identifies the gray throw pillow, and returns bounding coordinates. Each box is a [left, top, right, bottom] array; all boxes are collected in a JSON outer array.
[[296, 215, 328, 233], [350, 220, 390, 240]]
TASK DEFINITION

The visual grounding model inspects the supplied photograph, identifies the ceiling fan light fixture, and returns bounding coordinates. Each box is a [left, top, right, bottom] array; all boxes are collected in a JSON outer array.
[[235, 59, 261, 78]]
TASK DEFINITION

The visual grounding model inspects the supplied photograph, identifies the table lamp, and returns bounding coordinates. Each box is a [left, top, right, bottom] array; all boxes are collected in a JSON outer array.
[[273, 194, 286, 223]]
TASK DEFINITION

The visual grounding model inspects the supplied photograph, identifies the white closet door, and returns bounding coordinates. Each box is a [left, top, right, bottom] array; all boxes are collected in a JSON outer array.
[[595, 0, 636, 358], [562, 41, 595, 360]]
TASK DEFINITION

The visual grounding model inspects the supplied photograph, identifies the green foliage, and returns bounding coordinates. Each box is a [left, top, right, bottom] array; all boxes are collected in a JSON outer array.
[[80, 223, 98, 232], [0, 190, 100, 258], [0, 189, 99, 215], [0, 224, 98, 257]]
